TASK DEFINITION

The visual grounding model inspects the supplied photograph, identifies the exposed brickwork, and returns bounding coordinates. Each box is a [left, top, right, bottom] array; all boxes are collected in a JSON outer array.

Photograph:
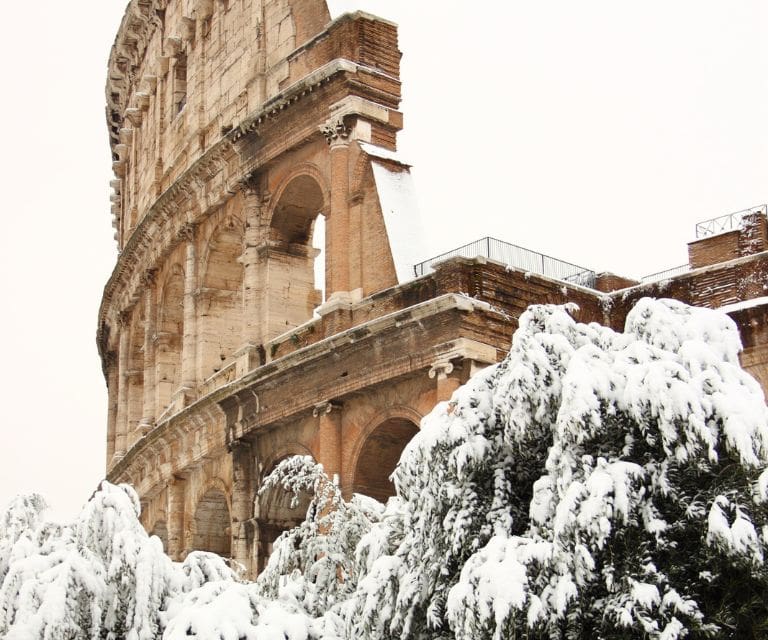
[[594, 272, 640, 292], [688, 230, 740, 269], [688, 214, 768, 269]]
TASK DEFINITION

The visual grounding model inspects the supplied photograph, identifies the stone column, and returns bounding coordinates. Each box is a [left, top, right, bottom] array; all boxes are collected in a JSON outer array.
[[429, 359, 461, 402], [114, 315, 130, 460], [181, 225, 197, 391], [105, 354, 118, 467], [139, 272, 157, 435], [313, 401, 343, 484], [231, 440, 254, 576], [167, 477, 186, 561], [321, 117, 351, 299], [241, 186, 266, 346]]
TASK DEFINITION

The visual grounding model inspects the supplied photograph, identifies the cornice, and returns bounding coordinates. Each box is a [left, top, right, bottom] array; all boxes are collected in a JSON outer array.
[[106, 0, 162, 150]]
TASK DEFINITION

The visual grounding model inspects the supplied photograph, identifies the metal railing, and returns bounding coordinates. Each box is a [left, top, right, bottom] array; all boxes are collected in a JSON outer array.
[[640, 264, 690, 283], [413, 236, 597, 289], [695, 204, 767, 239]]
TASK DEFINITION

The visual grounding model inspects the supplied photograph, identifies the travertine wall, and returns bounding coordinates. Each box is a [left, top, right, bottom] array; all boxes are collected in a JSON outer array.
[[109, 0, 332, 243]]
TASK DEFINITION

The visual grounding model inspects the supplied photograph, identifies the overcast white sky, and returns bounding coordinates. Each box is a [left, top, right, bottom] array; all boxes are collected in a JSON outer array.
[[0, 0, 766, 519]]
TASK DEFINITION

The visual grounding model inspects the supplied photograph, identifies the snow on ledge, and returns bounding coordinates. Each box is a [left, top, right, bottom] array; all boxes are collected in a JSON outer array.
[[718, 296, 768, 314], [358, 141, 407, 164]]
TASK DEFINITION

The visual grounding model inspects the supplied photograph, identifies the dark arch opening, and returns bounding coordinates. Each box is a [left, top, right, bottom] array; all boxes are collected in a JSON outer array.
[[150, 520, 168, 552], [265, 175, 325, 340], [192, 488, 231, 557], [256, 456, 314, 573], [353, 418, 420, 503], [270, 175, 325, 245]]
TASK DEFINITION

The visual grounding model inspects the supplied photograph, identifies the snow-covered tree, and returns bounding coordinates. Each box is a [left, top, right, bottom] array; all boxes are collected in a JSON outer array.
[[3, 297, 768, 639], [256, 455, 385, 618], [0, 482, 319, 639], [334, 299, 768, 639]]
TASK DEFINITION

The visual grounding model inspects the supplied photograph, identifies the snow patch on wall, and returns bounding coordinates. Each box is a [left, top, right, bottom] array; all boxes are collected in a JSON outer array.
[[369, 160, 425, 284]]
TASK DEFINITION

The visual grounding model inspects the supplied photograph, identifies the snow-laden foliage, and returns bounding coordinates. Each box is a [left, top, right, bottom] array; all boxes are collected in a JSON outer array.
[[0, 483, 315, 640], [3, 298, 768, 639], [256, 455, 385, 617], [440, 299, 768, 639], [339, 298, 768, 639]]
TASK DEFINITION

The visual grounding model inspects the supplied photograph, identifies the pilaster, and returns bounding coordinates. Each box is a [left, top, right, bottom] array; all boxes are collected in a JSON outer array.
[[114, 314, 130, 460], [322, 117, 351, 299], [106, 354, 119, 467], [241, 183, 267, 346], [429, 359, 461, 402], [313, 401, 343, 483], [231, 440, 255, 576], [181, 225, 198, 390], [139, 271, 157, 435], [167, 477, 187, 561]]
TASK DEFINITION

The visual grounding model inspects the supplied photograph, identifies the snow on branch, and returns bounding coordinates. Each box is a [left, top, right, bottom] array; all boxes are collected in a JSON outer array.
[[2, 298, 768, 639]]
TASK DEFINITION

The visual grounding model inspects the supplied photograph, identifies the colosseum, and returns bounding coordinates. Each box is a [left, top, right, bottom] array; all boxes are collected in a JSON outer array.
[[101, 0, 768, 576]]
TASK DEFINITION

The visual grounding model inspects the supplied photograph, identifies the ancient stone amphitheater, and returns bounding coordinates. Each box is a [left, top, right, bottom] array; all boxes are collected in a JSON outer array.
[[101, 0, 768, 576]]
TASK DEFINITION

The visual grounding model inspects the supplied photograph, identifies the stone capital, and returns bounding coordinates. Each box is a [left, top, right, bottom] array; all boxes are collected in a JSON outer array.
[[429, 359, 455, 380], [177, 223, 196, 243], [117, 309, 132, 328], [320, 117, 351, 147], [141, 268, 158, 288], [312, 401, 343, 418], [238, 173, 261, 197]]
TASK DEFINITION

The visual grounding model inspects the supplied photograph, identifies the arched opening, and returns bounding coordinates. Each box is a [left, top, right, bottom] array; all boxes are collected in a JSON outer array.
[[266, 174, 325, 340], [353, 418, 420, 503], [312, 215, 326, 304], [173, 52, 187, 115], [150, 520, 168, 552], [155, 265, 184, 413], [199, 218, 244, 380], [192, 488, 231, 557], [256, 456, 313, 573]]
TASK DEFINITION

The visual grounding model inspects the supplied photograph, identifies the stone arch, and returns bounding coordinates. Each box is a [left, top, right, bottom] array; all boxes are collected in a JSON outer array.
[[256, 446, 314, 572], [351, 407, 422, 504], [156, 264, 185, 412], [191, 480, 231, 557], [198, 215, 245, 379], [259, 442, 314, 480], [263, 167, 329, 340], [268, 166, 329, 245], [149, 520, 169, 552]]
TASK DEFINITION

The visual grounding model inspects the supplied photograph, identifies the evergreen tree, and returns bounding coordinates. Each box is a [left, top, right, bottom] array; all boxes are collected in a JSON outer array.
[[2, 298, 767, 639]]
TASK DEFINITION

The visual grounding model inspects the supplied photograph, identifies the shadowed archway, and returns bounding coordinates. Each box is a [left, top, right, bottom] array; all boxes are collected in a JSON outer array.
[[264, 172, 327, 340], [192, 488, 231, 557], [353, 417, 419, 503]]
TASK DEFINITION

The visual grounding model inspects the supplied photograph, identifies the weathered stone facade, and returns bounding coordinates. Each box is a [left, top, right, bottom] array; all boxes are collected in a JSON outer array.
[[100, 0, 768, 576]]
